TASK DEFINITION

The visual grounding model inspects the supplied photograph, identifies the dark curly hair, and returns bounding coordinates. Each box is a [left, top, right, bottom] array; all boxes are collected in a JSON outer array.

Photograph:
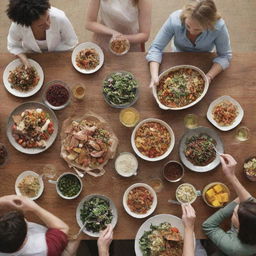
[[6, 0, 50, 26], [0, 211, 27, 253]]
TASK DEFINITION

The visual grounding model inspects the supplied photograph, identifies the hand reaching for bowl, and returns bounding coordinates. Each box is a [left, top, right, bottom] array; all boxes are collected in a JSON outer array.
[[182, 204, 196, 231], [98, 224, 113, 256], [149, 76, 159, 88], [220, 154, 237, 180]]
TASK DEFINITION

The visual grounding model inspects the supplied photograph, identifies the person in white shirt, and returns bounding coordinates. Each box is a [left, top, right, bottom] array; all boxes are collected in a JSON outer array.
[[85, 0, 152, 52], [6, 0, 78, 68]]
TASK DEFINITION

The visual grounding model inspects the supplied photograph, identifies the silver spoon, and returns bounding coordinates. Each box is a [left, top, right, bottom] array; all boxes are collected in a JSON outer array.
[[71, 222, 87, 240], [168, 199, 181, 205], [73, 167, 84, 178]]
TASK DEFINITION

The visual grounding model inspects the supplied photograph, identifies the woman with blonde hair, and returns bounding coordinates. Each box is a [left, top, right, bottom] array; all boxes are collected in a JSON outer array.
[[147, 0, 232, 87], [85, 0, 152, 52]]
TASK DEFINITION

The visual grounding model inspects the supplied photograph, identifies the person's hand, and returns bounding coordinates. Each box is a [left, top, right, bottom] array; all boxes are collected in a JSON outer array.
[[220, 154, 237, 180], [97, 224, 113, 256], [0, 195, 20, 208], [182, 204, 196, 230], [149, 76, 159, 88], [9, 196, 38, 212], [112, 31, 124, 40], [206, 74, 212, 84]]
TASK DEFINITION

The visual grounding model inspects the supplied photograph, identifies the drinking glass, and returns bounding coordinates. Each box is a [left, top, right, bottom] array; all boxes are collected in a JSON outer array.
[[184, 114, 198, 129]]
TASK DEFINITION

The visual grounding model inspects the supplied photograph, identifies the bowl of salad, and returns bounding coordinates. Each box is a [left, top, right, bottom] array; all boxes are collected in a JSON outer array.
[[76, 194, 118, 237], [103, 71, 139, 108]]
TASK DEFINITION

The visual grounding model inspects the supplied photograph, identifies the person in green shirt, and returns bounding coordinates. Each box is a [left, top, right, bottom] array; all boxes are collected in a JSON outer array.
[[202, 154, 256, 256]]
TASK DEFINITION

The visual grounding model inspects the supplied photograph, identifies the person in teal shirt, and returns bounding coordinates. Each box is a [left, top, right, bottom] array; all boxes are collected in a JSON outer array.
[[146, 0, 232, 87], [202, 154, 256, 256]]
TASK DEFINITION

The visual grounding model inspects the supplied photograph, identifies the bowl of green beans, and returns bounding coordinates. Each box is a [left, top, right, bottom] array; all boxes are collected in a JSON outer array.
[[55, 172, 83, 199]]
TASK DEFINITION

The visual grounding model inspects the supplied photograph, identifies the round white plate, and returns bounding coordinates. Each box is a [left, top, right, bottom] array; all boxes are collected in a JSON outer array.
[[134, 214, 185, 256], [123, 183, 157, 218], [15, 170, 44, 200], [3, 58, 44, 97], [6, 102, 58, 154], [71, 42, 104, 74], [207, 95, 244, 131], [76, 194, 118, 237], [179, 126, 224, 172], [152, 65, 209, 110], [131, 118, 175, 161]]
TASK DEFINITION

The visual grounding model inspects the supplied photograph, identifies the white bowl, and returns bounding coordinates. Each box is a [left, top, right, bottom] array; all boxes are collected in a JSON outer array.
[[131, 118, 175, 161], [15, 170, 44, 200], [123, 183, 157, 218], [76, 194, 118, 237], [71, 42, 104, 74], [207, 95, 244, 131], [3, 58, 44, 97], [115, 152, 138, 177], [176, 183, 198, 204], [152, 65, 209, 110]]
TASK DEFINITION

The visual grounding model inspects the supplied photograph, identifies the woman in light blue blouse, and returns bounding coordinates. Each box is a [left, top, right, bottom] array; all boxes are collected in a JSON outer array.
[[146, 0, 232, 87]]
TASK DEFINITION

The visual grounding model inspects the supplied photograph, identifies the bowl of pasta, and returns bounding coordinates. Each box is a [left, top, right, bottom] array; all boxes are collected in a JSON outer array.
[[131, 118, 175, 161], [152, 65, 209, 110]]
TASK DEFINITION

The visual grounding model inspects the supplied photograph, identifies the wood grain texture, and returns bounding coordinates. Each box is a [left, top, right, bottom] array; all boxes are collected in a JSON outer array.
[[0, 52, 255, 239]]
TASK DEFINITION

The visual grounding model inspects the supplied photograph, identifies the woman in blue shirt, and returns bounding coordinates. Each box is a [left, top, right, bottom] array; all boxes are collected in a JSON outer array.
[[146, 0, 232, 87]]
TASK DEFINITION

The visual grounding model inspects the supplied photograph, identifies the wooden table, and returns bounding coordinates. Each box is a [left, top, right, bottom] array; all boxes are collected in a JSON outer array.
[[0, 51, 255, 239]]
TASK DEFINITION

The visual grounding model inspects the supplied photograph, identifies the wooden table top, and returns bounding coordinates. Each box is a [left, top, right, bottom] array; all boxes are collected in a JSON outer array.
[[0, 51, 255, 240]]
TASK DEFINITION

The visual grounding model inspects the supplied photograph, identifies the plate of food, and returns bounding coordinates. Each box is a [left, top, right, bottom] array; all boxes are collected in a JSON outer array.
[[176, 183, 199, 204], [7, 102, 58, 154], [109, 37, 130, 56], [71, 42, 104, 74], [60, 112, 118, 177], [103, 71, 139, 108], [135, 214, 186, 256], [207, 96, 244, 131], [76, 194, 118, 237], [123, 183, 157, 218], [15, 170, 44, 200], [179, 126, 224, 172], [243, 157, 256, 181], [152, 65, 208, 110], [202, 182, 230, 208], [3, 58, 44, 97], [131, 118, 175, 161]]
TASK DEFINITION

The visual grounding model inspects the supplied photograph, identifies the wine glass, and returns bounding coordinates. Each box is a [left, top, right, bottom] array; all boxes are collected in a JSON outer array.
[[184, 114, 198, 129], [235, 126, 249, 141]]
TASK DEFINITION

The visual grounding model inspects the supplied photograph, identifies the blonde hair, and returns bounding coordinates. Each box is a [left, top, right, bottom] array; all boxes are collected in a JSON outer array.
[[180, 0, 221, 30]]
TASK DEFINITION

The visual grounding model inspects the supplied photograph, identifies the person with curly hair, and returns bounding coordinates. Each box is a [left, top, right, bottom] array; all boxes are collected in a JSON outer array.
[[6, 0, 78, 67]]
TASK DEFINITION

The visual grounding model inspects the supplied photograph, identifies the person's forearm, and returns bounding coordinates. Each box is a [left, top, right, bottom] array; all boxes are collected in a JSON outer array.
[[149, 61, 160, 79], [124, 32, 149, 44], [206, 63, 223, 83], [86, 21, 118, 36], [229, 176, 251, 202], [17, 53, 30, 67], [98, 248, 109, 256], [31, 204, 69, 234], [182, 228, 194, 256]]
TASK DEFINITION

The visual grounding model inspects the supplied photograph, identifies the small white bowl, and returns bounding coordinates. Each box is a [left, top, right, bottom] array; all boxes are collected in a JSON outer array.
[[15, 170, 44, 200], [131, 118, 175, 162], [49, 172, 83, 200], [71, 42, 104, 74], [176, 183, 198, 204], [115, 152, 138, 177], [109, 37, 130, 56], [123, 183, 157, 218], [207, 95, 244, 131]]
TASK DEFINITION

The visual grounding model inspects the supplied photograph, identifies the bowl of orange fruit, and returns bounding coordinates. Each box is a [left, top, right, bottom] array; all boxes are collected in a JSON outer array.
[[202, 182, 230, 208]]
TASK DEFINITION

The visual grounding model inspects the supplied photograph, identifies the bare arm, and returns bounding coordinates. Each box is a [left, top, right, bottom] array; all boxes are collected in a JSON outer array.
[[3, 196, 69, 235], [85, 0, 120, 37], [220, 154, 251, 202], [17, 53, 30, 68], [123, 0, 152, 44], [182, 204, 195, 256], [149, 61, 160, 87], [206, 62, 223, 84]]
